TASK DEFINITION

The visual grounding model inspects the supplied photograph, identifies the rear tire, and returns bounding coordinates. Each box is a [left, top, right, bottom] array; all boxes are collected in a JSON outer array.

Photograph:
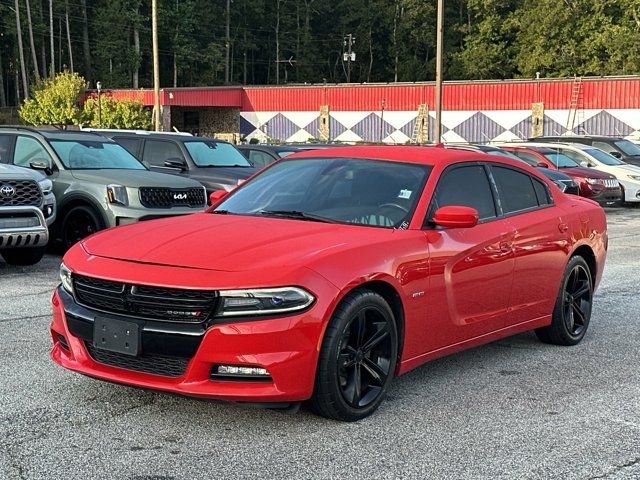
[[1, 246, 46, 266], [61, 205, 103, 250], [309, 289, 398, 421], [535, 255, 593, 346]]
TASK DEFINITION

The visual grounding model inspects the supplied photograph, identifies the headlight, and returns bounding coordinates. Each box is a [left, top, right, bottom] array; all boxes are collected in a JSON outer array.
[[59, 262, 74, 294], [627, 174, 640, 181], [553, 180, 567, 192], [38, 178, 53, 194], [106, 184, 129, 206], [216, 287, 315, 317], [585, 178, 603, 185]]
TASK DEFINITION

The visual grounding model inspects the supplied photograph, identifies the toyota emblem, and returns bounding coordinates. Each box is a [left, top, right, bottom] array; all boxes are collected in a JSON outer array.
[[0, 184, 15, 198]]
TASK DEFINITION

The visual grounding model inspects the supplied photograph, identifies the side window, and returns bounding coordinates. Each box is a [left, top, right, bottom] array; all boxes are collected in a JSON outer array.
[[512, 151, 542, 167], [0, 135, 14, 164], [532, 178, 552, 205], [560, 148, 593, 167], [430, 165, 497, 221], [592, 141, 616, 155], [492, 166, 539, 213], [142, 140, 185, 167], [13, 136, 52, 167], [114, 137, 141, 158], [248, 150, 275, 169]]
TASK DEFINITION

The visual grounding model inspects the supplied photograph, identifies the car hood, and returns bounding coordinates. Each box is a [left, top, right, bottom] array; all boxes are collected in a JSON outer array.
[[81, 212, 390, 272], [0, 164, 45, 181], [560, 167, 615, 179], [611, 163, 640, 175], [70, 169, 202, 188]]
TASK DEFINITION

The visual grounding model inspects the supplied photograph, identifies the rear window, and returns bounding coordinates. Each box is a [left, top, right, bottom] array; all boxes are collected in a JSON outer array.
[[492, 166, 540, 213]]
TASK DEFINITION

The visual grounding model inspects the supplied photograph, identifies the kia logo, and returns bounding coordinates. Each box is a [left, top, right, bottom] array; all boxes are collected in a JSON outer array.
[[173, 193, 187, 200], [0, 184, 15, 198]]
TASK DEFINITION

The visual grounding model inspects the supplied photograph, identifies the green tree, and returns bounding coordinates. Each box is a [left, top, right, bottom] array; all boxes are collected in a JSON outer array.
[[19, 71, 86, 128], [82, 94, 152, 129]]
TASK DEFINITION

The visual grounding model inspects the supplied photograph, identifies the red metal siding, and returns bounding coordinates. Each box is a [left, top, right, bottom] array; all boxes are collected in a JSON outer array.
[[107, 77, 640, 112]]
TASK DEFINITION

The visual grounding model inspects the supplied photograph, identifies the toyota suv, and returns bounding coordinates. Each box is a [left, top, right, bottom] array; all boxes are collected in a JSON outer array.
[[0, 163, 56, 265], [0, 128, 207, 250]]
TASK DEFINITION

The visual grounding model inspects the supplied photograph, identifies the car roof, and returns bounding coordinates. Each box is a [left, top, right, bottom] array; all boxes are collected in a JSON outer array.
[[536, 135, 624, 141], [37, 130, 118, 142], [287, 145, 519, 167], [515, 142, 596, 151], [238, 144, 301, 152], [105, 131, 234, 145]]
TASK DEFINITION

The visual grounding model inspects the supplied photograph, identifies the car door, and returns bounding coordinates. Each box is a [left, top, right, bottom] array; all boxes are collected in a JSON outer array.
[[490, 164, 569, 326], [424, 163, 515, 347]]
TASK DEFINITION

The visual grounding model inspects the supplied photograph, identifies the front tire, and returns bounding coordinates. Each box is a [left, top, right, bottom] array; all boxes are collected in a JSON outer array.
[[309, 289, 398, 421], [61, 205, 103, 250], [1, 247, 46, 266], [535, 255, 593, 346]]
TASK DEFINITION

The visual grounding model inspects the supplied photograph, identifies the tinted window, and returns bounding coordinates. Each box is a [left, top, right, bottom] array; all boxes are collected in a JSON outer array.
[[114, 137, 141, 158], [13, 136, 52, 167], [511, 151, 542, 167], [248, 150, 275, 169], [560, 148, 594, 167], [592, 141, 617, 155], [542, 152, 580, 168], [431, 165, 496, 221], [0, 135, 13, 164], [586, 148, 624, 166], [492, 166, 539, 213], [143, 139, 185, 167], [613, 139, 640, 156], [216, 157, 431, 229], [532, 178, 552, 205]]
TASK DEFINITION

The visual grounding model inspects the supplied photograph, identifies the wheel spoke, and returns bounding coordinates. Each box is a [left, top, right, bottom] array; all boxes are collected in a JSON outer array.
[[361, 323, 389, 354], [350, 363, 362, 405], [355, 311, 367, 348], [338, 352, 356, 369], [572, 302, 587, 327], [362, 357, 387, 386], [573, 281, 590, 299]]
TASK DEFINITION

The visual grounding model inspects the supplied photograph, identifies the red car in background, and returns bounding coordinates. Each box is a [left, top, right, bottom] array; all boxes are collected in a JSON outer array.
[[50, 146, 607, 421], [500, 145, 622, 207]]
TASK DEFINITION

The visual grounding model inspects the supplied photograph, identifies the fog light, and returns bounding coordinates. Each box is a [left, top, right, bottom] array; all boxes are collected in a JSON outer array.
[[44, 205, 54, 217], [211, 364, 272, 382]]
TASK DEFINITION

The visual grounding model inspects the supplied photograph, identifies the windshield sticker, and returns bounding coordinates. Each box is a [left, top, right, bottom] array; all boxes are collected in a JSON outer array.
[[398, 189, 412, 199]]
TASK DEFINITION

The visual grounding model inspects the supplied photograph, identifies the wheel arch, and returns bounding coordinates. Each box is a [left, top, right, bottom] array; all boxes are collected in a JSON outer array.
[[58, 194, 108, 230], [570, 244, 597, 283]]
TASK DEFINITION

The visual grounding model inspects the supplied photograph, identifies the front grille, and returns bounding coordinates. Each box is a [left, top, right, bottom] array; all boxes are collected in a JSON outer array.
[[604, 179, 619, 188], [73, 274, 218, 323], [0, 180, 42, 207], [85, 341, 189, 377], [139, 187, 205, 208]]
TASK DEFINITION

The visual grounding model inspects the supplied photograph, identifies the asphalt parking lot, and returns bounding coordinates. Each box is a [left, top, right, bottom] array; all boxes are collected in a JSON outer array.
[[1, 208, 639, 480]]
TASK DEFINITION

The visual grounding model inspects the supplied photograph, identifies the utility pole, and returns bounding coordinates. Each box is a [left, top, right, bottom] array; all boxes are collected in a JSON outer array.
[[152, 0, 161, 131], [14, 0, 29, 99], [343, 34, 355, 83], [49, 0, 55, 76], [434, 0, 444, 143], [224, 0, 230, 84], [65, 0, 74, 72]]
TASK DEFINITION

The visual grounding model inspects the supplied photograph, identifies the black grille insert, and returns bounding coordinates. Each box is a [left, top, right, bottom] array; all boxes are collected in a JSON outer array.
[[85, 342, 189, 377], [0, 180, 42, 207], [139, 187, 205, 208], [73, 274, 217, 323]]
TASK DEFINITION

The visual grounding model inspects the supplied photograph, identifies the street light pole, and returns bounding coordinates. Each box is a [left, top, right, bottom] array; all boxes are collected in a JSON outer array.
[[96, 81, 102, 128], [152, 0, 161, 131], [434, 0, 444, 144]]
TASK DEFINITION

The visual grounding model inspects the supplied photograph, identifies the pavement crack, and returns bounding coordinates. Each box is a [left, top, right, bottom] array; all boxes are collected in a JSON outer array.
[[588, 456, 640, 479], [0, 314, 50, 324]]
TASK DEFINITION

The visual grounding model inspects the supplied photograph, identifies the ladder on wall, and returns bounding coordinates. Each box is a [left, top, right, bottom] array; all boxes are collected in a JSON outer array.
[[566, 76, 585, 133], [411, 104, 429, 144]]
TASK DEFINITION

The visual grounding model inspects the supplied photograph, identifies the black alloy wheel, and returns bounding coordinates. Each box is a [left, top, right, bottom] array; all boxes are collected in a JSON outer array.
[[309, 289, 398, 421], [536, 255, 593, 346], [62, 205, 103, 250]]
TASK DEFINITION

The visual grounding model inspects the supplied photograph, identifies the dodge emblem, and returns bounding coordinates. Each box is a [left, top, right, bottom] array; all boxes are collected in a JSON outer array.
[[0, 184, 16, 198]]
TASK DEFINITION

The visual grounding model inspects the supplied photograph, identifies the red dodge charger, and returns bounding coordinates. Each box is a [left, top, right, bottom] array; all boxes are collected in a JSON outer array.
[[50, 146, 607, 421]]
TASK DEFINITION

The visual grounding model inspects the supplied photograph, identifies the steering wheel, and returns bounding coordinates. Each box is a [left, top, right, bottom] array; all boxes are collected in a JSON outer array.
[[378, 203, 409, 214]]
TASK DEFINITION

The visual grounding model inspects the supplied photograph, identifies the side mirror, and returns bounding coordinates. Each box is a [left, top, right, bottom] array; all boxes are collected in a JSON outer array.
[[209, 189, 228, 205], [164, 157, 187, 170], [536, 162, 549, 168], [30, 159, 53, 175], [610, 151, 622, 159], [580, 161, 590, 167], [433, 206, 479, 229]]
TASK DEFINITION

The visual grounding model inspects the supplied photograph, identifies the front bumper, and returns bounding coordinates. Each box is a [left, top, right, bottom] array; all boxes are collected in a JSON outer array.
[[0, 205, 49, 248], [50, 279, 336, 402], [586, 186, 623, 207], [106, 203, 206, 227]]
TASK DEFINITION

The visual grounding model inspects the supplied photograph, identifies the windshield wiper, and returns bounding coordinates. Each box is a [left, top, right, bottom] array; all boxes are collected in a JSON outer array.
[[211, 209, 230, 214], [260, 210, 339, 223], [199, 164, 251, 168]]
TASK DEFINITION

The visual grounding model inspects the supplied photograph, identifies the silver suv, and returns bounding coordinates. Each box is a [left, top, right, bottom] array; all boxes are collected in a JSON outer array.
[[0, 127, 206, 249], [0, 163, 56, 265]]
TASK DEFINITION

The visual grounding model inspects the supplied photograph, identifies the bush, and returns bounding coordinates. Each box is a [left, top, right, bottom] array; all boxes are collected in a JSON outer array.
[[82, 94, 152, 130], [19, 71, 86, 128]]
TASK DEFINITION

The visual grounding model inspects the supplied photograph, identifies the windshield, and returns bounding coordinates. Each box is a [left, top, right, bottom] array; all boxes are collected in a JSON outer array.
[[542, 152, 580, 169], [490, 149, 523, 161], [50, 140, 146, 170], [614, 140, 640, 156], [585, 148, 624, 166], [214, 157, 432, 229], [184, 140, 252, 167]]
